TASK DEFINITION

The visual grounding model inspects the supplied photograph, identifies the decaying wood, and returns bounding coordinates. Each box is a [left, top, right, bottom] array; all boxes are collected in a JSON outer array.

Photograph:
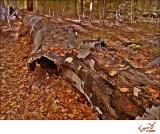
[[20, 11, 160, 119]]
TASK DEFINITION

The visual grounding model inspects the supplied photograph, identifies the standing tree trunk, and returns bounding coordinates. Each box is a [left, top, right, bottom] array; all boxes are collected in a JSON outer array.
[[80, 0, 84, 19], [130, 0, 133, 24], [74, 0, 78, 18], [102, 0, 106, 24], [27, 0, 33, 12], [89, 0, 93, 22]]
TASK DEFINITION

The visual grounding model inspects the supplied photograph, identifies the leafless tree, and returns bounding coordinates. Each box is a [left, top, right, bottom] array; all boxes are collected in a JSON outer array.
[[80, 0, 85, 20], [27, 0, 33, 11], [89, 0, 93, 22], [130, 0, 133, 24]]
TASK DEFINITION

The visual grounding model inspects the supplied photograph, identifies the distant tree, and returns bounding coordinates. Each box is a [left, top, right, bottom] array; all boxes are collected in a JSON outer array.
[[102, 0, 106, 23], [0, 0, 5, 7], [74, 0, 78, 17], [80, 0, 84, 19], [27, 0, 33, 11], [89, 0, 93, 22]]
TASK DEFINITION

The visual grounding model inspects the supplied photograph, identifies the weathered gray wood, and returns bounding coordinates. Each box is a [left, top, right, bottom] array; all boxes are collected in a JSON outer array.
[[20, 12, 160, 119]]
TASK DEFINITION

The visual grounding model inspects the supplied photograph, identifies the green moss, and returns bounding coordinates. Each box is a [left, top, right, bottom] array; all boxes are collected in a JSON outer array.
[[128, 43, 142, 50]]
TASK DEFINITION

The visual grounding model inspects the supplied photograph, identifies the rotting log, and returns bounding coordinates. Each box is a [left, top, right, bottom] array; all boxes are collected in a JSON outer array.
[[19, 11, 160, 119]]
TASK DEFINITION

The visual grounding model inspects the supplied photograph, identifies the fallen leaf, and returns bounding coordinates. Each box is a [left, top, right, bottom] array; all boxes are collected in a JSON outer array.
[[126, 104, 136, 110], [104, 64, 109, 68], [19, 84, 25, 89], [147, 86, 159, 100], [67, 114, 74, 118], [1, 79, 5, 84], [10, 101, 17, 107], [52, 102, 60, 112], [77, 48, 91, 59], [65, 57, 73, 63], [0, 116, 5, 120], [10, 33, 19, 37], [118, 64, 125, 68], [22, 66, 27, 71], [109, 70, 117, 76], [72, 109, 78, 114], [128, 43, 141, 50], [119, 87, 129, 93], [77, 65, 82, 71], [133, 87, 141, 97], [145, 70, 154, 74], [31, 84, 39, 90], [61, 108, 67, 113]]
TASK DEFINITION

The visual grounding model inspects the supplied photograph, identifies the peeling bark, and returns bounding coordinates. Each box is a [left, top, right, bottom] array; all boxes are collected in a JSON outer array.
[[20, 11, 160, 119]]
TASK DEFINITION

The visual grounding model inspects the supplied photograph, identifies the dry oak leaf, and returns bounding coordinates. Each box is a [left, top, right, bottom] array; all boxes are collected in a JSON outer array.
[[10, 101, 17, 107], [65, 57, 73, 63], [119, 87, 129, 93], [109, 70, 117, 76], [147, 86, 159, 100], [133, 87, 141, 97], [126, 104, 136, 110], [52, 102, 60, 112], [145, 70, 154, 74]]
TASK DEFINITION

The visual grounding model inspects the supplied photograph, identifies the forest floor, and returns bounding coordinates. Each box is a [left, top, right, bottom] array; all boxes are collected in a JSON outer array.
[[0, 17, 159, 119], [0, 21, 98, 119]]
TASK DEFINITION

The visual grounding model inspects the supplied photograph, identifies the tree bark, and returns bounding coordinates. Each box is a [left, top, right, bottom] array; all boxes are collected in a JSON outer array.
[[20, 11, 160, 119]]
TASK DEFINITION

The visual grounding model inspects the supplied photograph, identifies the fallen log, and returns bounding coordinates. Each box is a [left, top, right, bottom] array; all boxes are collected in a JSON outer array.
[[19, 11, 160, 119]]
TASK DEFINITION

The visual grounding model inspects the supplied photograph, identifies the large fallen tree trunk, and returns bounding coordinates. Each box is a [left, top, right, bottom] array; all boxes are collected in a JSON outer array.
[[19, 11, 160, 119]]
